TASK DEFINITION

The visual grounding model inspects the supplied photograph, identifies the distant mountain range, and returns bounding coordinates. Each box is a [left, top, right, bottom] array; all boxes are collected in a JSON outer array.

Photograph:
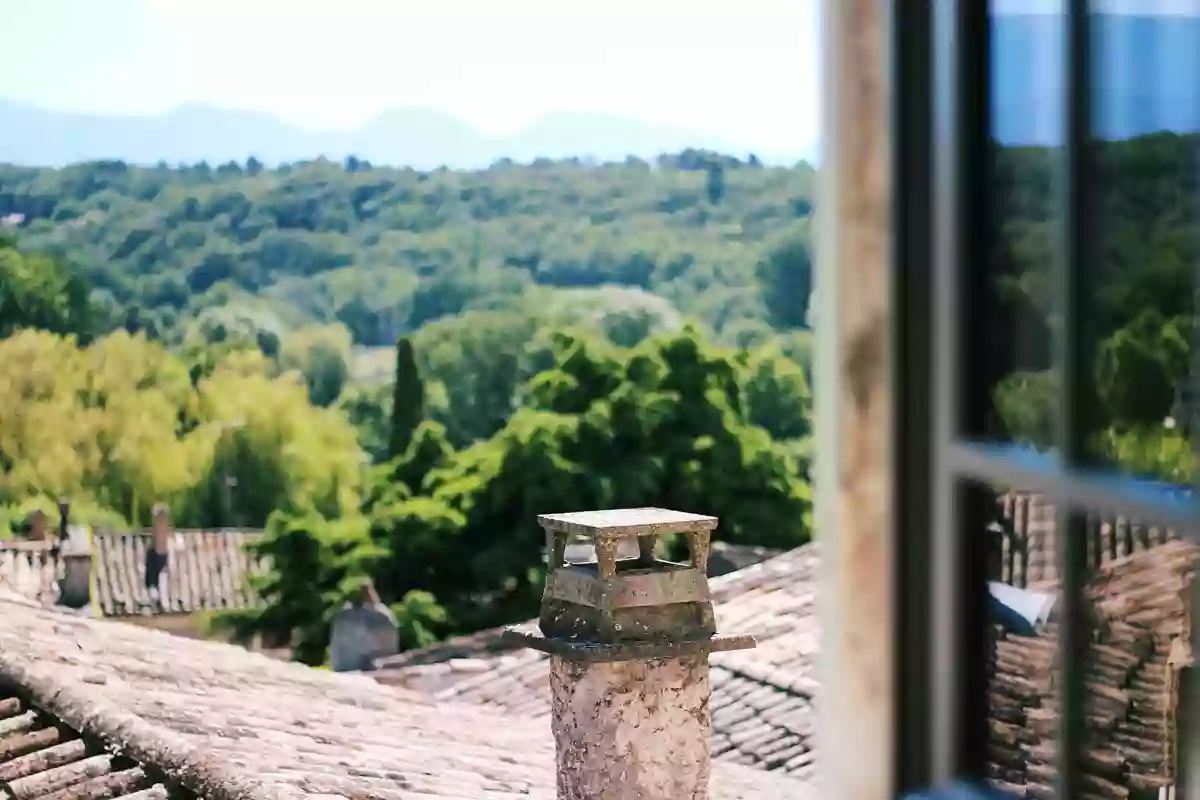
[[1, 13, 1196, 170], [0, 102, 812, 170]]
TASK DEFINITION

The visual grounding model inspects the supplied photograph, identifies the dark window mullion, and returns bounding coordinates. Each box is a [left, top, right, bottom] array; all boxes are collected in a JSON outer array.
[[951, 0, 995, 779], [1058, 2, 1095, 798], [891, 0, 934, 789], [930, 0, 993, 785]]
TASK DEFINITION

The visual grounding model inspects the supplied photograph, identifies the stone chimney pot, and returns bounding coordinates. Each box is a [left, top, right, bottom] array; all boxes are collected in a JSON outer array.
[[151, 504, 172, 554], [27, 510, 48, 542], [504, 507, 755, 800]]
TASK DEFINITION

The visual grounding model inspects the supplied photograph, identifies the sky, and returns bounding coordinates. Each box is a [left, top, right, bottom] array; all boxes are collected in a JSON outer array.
[[2, 0, 1197, 158], [0, 0, 822, 155]]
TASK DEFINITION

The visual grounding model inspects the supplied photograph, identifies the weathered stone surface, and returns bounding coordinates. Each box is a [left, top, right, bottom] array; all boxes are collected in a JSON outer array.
[[539, 595, 717, 643], [538, 508, 722, 644], [504, 623, 753, 663], [539, 508, 718, 542], [551, 654, 712, 800]]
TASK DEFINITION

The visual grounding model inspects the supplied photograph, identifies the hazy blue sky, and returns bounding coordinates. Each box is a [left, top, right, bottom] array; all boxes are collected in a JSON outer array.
[[0, 1, 821, 154], [1, 0, 1196, 155]]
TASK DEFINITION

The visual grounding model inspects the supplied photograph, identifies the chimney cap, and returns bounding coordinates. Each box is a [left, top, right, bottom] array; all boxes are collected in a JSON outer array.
[[538, 507, 717, 542], [536, 506, 751, 649]]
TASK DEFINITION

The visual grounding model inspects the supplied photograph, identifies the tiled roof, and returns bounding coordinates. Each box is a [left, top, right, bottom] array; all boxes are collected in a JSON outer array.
[[0, 541, 59, 605], [372, 546, 824, 779], [91, 529, 265, 617], [0, 688, 178, 800], [997, 491, 1179, 586], [986, 539, 1198, 798], [0, 596, 812, 799], [377, 538, 1199, 793], [708, 541, 785, 577]]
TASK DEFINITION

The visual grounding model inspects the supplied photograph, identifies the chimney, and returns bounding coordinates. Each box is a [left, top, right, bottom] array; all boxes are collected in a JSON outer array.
[[27, 510, 47, 542], [151, 504, 172, 554], [144, 504, 172, 596], [330, 580, 400, 672], [504, 507, 755, 800], [57, 527, 93, 609]]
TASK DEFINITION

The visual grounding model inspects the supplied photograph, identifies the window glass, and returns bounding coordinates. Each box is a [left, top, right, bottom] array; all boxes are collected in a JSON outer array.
[[982, 4, 1200, 492]]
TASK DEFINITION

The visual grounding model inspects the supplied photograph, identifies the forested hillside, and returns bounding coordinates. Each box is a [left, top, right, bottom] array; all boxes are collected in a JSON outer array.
[[2, 129, 1194, 663], [0, 151, 818, 659], [987, 131, 1197, 482], [0, 150, 815, 350]]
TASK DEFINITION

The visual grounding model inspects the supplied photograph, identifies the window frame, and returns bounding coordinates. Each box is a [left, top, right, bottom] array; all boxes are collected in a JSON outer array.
[[889, 0, 1200, 797]]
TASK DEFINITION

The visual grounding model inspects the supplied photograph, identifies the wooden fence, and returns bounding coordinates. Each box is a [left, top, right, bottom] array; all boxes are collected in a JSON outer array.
[[991, 491, 1180, 588]]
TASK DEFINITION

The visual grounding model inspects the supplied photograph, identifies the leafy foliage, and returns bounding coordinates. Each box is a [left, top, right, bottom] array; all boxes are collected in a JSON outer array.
[[388, 337, 423, 460], [0, 330, 363, 533], [986, 132, 1198, 481], [0, 152, 816, 348], [0, 150, 824, 662], [0, 235, 99, 341], [214, 509, 382, 665], [371, 326, 811, 631]]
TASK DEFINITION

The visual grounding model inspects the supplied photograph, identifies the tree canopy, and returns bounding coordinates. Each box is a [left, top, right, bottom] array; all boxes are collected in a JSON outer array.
[[0, 152, 816, 350], [987, 132, 1198, 482], [218, 325, 813, 659]]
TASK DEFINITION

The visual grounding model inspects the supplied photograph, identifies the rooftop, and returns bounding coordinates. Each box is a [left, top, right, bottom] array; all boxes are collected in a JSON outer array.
[[0, 589, 813, 799], [374, 545, 822, 777], [376, 538, 1200, 792], [0, 529, 266, 616], [91, 528, 265, 617]]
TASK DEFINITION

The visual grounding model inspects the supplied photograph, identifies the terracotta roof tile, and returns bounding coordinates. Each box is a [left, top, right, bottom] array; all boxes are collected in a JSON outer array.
[[985, 539, 1198, 797], [0, 598, 811, 799], [370, 546, 826, 776], [0, 688, 176, 800], [91, 529, 266, 617], [378, 536, 1199, 793], [998, 491, 1182, 586], [0, 541, 60, 605]]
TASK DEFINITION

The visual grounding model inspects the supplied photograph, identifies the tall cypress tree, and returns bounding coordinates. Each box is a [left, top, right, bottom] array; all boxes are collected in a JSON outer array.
[[388, 337, 424, 461]]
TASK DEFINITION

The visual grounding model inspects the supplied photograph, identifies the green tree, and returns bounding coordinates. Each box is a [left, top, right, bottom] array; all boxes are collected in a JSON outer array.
[[705, 163, 725, 205], [388, 337, 424, 460], [212, 508, 383, 665], [396, 326, 812, 630], [0, 235, 97, 341], [280, 324, 353, 407], [756, 226, 813, 330]]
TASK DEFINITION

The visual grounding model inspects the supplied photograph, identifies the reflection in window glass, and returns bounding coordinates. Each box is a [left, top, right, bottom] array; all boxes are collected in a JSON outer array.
[[984, 5, 1200, 490], [968, 6, 1200, 799]]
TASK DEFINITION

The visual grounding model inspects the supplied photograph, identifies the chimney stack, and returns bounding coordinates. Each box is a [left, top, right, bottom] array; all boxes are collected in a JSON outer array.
[[145, 504, 172, 596], [330, 579, 400, 672], [151, 504, 172, 555], [27, 510, 47, 542], [505, 507, 755, 800], [58, 528, 93, 609]]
